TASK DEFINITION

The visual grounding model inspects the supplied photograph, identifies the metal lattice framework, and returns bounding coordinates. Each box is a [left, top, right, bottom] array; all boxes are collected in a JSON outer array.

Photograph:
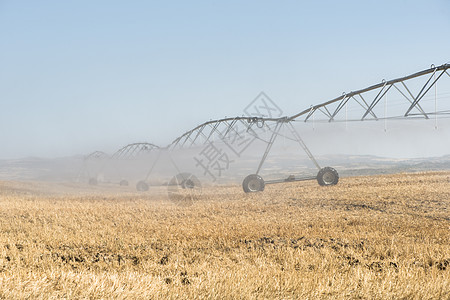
[[289, 64, 450, 123], [160, 63, 450, 191], [167, 64, 450, 151], [168, 117, 277, 151], [84, 63, 450, 191], [84, 151, 109, 161], [111, 143, 159, 160]]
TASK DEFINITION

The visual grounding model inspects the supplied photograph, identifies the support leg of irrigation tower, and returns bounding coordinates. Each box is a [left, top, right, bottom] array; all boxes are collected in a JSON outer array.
[[143, 148, 186, 181], [144, 149, 163, 180], [255, 121, 284, 175], [167, 150, 184, 176], [287, 122, 321, 171]]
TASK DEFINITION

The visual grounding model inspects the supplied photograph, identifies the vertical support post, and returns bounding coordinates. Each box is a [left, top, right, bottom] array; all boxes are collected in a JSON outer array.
[[312, 109, 315, 130], [384, 92, 387, 132], [345, 101, 348, 130], [434, 70, 438, 129]]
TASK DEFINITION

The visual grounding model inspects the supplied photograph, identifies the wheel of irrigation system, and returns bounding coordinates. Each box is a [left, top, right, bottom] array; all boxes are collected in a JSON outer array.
[[136, 180, 149, 191], [317, 167, 339, 186], [242, 174, 265, 193], [167, 173, 202, 206], [88, 178, 98, 186], [168, 173, 201, 189], [181, 178, 196, 189], [119, 180, 129, 186]]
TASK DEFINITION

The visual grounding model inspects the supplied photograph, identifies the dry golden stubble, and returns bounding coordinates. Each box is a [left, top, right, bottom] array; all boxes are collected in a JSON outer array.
[[0, 171, 448, 299]]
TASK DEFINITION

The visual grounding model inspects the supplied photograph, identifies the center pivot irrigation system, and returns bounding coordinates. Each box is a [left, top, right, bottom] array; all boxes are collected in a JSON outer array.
[[83, 63, 450, 193]]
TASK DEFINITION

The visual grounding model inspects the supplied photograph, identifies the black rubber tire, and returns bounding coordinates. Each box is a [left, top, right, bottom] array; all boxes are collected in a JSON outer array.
[[169, 173, 200, 189], [136, 180, 149, 191], [167, 173, 202, 206], [242, 174, 265, 193], [119, 180, 129, 186], [181, 178, 195, 189], [317, 167, 339, 186], [88, 178, 98, 186]]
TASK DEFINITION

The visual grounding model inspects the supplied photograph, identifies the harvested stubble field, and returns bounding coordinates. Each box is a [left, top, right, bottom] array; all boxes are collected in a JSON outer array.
[[0, 172, 449, 299]]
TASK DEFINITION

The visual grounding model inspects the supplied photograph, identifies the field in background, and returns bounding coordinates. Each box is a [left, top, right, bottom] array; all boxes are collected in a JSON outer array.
[[0, 172, 449, 299]]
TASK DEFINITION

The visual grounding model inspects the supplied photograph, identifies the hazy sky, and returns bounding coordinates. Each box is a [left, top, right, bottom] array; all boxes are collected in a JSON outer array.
[[1, 0, 449, 159]]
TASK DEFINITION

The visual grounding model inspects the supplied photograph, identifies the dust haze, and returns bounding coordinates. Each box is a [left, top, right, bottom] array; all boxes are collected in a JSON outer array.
[[1, 117, 449, 193]]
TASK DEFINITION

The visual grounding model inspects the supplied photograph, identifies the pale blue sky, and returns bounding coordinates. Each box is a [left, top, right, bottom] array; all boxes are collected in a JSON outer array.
[[1, 0, 449, 158]]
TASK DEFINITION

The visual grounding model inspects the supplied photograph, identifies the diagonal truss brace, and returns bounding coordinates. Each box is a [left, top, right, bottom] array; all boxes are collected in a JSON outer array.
[[404, 68, 445, 117]]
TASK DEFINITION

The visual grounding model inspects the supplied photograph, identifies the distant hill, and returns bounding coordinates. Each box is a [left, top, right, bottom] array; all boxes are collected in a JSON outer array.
[[0, 156, 84, 181]]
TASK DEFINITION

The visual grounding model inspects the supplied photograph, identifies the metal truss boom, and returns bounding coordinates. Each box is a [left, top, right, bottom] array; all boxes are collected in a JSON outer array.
[[84, 151, 109, 161], [87, 63, 450, 172], [164, 64, 450, 153], [111, 142, 159, 160], [167, 116, 281, 150], [288, 63, 450, 122], [82, 63, 450, 191]]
